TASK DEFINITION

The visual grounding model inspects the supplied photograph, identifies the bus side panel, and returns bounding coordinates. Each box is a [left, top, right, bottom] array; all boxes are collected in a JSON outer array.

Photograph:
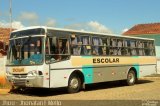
[[49, 60, 74, 88], [138, 65, 156, 77], [92, 65, 129, 83], [82, 66, 93, 84], [43, 64, 50, 88]]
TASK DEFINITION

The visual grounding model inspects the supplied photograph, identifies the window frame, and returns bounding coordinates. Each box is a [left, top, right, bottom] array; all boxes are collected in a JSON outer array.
[[71, 34, 91, 56], [46, 30, 156, 57], [45, 32, 71, 64]]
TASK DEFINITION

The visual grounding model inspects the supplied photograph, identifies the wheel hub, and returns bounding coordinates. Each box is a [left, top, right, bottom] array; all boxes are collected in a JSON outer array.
[[70, 78, 79, 89], [128, 73, 135, 83]]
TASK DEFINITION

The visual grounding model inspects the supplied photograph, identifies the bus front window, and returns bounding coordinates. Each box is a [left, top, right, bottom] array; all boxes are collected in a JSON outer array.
[[7, 37, 44, 65]]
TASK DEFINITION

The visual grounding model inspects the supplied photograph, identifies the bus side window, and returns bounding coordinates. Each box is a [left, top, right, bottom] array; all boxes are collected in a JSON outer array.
[[71, 35, 81, 55], [98, 38, 103, 55], [117, 39, 123, 56], [49, 37, 56, 54], [92, 37, 104, 55], [45, 37, 59, 62], [143, 41, 155, 56], [123, 40, 131, 56], [149, 42, 155, 56], [92, 37, 99, 55], [130, 40, 137, 56], [110, 38, 118, 55], [46, 36, 70, 63], [81, 36, 91, 55], [59, 38, 69, 54], [137, 41, 144, 56], [101, 38, 108, 55]]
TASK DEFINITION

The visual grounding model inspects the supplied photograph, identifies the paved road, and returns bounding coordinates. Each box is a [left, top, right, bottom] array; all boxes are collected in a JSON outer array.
[[0, 77, 160, 100]]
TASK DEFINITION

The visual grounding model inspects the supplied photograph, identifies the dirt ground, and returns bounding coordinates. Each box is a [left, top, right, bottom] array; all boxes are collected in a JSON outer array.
[[0, 77, 160, 100]]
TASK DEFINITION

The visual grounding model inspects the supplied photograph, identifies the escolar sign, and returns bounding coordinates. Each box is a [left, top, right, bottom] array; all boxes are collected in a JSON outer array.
[[93, 58, 119, 63]]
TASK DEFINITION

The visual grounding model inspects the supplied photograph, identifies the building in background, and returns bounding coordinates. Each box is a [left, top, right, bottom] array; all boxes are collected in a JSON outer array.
[[0, 28, 14, 87], [0, 28, 14, 57], [123, 23, 160, 74]]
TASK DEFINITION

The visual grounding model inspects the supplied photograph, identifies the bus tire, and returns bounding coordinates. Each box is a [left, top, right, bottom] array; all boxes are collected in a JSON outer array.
[[126, 70, 136, 86], [67, 74, 81, 93]]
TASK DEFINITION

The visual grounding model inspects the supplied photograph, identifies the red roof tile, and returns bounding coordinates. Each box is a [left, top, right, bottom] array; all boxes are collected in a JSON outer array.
[[123, 23, 160, 35], [0, 28, 14, 44]]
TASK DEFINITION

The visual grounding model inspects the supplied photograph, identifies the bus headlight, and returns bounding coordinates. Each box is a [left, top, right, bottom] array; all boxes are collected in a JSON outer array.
[[28, 70, 37, 76]]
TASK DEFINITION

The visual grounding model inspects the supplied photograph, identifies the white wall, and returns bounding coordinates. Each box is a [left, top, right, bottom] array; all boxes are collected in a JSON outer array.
[[155, 46, 160, 58], [0, 56, 6, 78], [156, 46, 160, 74], [157, 60, 160, 74]]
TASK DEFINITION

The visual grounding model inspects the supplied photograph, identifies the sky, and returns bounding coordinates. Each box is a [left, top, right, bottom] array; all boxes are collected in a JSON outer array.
[[0, 0, 160, 34]]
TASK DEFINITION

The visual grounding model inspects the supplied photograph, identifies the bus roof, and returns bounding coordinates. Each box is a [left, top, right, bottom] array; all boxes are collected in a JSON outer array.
[[12, 26, 155, 41]]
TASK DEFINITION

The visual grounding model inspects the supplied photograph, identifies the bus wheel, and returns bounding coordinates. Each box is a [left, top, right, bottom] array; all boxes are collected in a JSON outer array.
[[126, 70, 136, 86], [67, 74, 81, 93]]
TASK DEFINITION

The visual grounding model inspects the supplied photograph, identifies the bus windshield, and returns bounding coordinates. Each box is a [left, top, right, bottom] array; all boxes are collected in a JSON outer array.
[[7, 36, 44, 65]]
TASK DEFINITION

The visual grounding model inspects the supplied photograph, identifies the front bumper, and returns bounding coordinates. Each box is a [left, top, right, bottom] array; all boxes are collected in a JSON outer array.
[[6, 75, 44, 87]]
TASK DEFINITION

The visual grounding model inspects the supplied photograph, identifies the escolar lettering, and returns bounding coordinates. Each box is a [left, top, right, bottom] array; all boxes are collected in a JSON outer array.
[[93, 58, 119, 63]]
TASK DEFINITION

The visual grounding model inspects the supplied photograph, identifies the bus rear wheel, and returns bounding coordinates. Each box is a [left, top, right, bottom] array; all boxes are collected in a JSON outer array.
[[67, 74, 81, 93], [126, 70, 136, 86]]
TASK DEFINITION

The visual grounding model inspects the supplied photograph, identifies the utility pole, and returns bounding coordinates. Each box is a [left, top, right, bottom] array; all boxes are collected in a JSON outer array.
[[9, 0, 12, 33]]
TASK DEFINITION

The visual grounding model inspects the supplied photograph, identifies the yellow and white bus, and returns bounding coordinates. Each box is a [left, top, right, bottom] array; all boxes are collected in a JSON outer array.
[[6, 26, 157, 93]]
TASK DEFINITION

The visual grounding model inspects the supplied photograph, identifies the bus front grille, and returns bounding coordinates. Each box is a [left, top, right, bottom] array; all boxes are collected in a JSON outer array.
[[13, 79, 26, 86], [13, 74, 27, 78]]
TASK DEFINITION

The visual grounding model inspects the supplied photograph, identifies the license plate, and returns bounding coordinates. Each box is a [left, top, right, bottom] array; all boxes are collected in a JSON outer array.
[[12, 68, 25, 73]]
